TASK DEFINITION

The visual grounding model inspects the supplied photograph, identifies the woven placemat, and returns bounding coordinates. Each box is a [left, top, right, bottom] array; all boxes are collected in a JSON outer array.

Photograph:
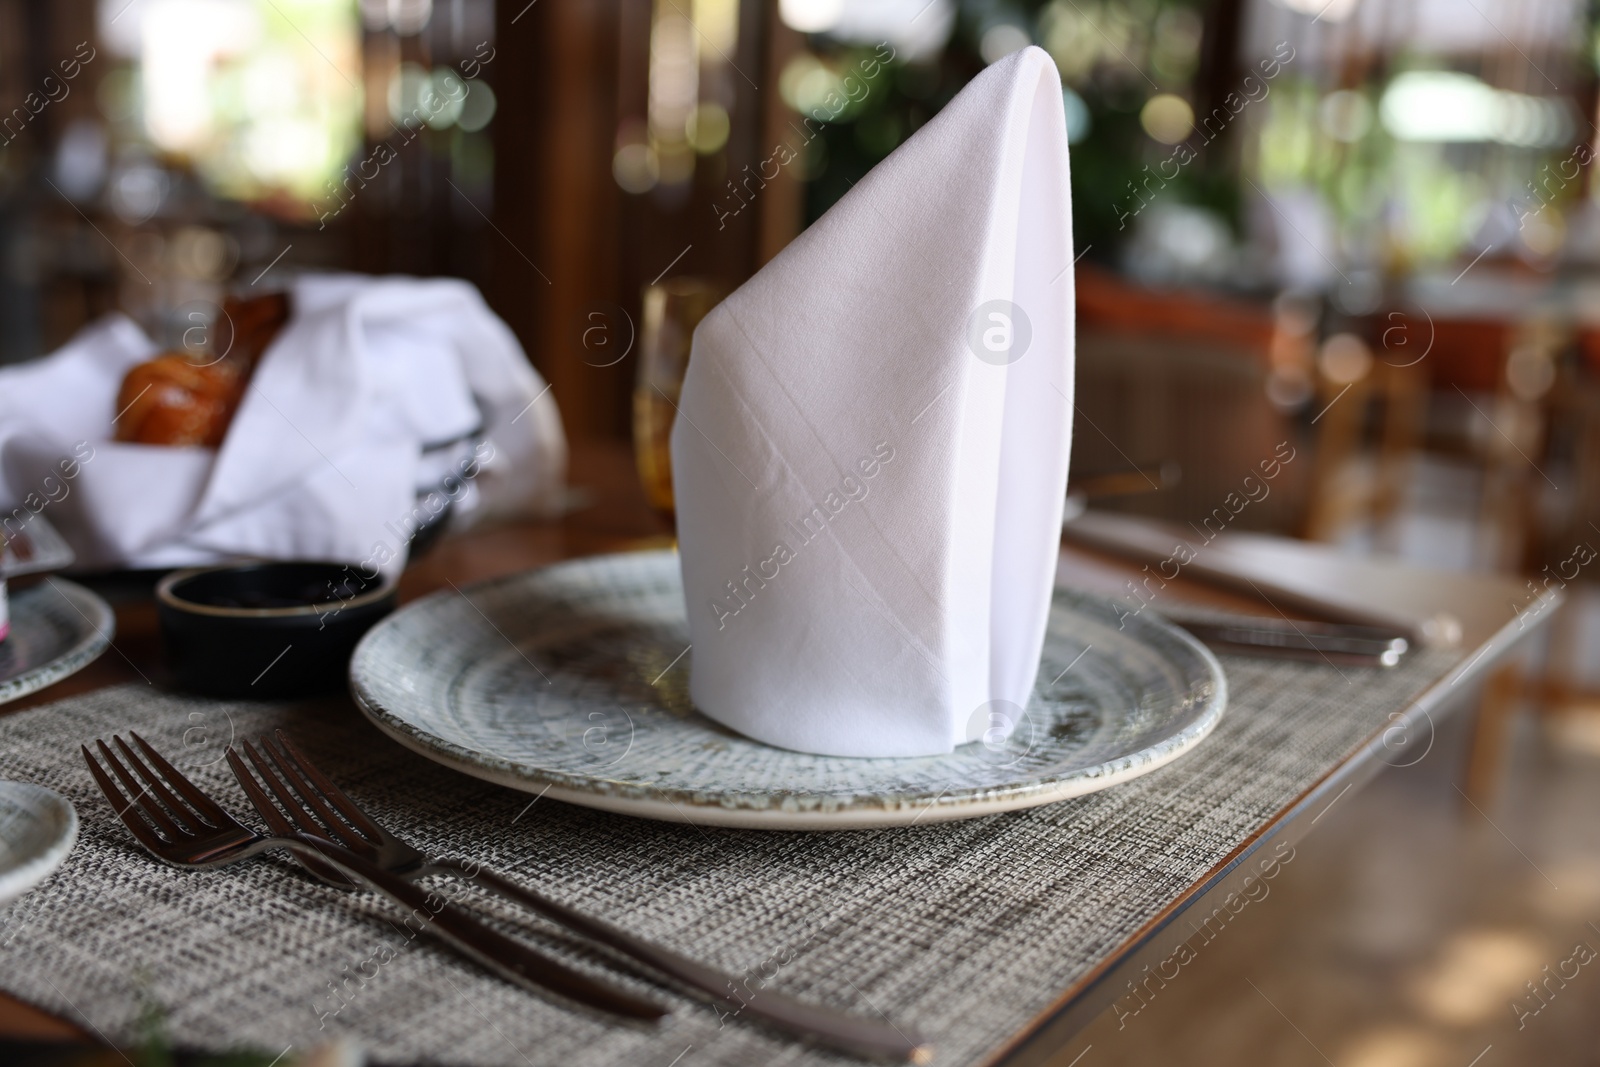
[[0, 641, 1455, 1067]]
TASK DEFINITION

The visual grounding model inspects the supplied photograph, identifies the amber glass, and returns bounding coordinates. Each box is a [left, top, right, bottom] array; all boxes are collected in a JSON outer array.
[[633, 278, 721, 522]]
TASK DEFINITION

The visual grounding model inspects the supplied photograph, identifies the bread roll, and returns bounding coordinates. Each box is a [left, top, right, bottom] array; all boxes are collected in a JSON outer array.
[[113, 292, 290, 447]]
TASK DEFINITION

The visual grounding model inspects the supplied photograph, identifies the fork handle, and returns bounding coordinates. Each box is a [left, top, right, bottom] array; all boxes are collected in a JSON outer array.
[[273, 835, 668, 1022], [431, 858, 930, 1063]]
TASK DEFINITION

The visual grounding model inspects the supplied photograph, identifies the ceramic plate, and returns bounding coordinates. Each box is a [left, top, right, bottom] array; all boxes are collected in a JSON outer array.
[[351, 551, 1226, 829], [0, 781, 78, 908], [0, 513, 75, 579], [0, 579, 114, 706]]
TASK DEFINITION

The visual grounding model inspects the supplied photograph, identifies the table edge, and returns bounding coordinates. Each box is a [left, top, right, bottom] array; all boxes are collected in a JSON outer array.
[[981, 591, 1551, 1067]]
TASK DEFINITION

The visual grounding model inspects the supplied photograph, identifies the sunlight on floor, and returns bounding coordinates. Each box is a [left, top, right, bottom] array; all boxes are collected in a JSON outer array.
[[1338, 1024, 1451, 1067], [1404, 928, 1547, 1027], [1546, 704, 1600, 759]]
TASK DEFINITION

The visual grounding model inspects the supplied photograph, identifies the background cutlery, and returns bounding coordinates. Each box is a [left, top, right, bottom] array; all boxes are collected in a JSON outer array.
[[1063, 509, 1464, 648]]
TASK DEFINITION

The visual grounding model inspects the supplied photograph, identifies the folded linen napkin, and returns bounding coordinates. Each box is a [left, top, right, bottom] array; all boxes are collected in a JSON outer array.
[[671, 46, 1075, 758], [0, 274, 565, 574]]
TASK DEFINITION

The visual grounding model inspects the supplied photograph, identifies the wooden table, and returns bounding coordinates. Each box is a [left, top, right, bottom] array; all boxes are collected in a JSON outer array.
[[0, 442, 1543, 1063]]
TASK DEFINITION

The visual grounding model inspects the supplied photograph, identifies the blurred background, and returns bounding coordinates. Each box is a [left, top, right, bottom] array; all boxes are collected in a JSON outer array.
[[2, 0, 1600, 1063]]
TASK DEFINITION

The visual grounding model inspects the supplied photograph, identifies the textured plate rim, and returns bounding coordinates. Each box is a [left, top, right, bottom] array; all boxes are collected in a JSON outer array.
[[0, 579, 115, 706], [350, 553, 1228, 830], [0, 781, 79, 906]]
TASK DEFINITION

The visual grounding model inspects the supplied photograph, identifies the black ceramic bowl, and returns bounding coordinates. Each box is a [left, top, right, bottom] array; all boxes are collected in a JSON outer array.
[[157, 561, 398, 699]]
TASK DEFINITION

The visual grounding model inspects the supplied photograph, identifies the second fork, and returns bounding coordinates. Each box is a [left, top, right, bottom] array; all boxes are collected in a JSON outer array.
[[231, 730, 933, 1064]]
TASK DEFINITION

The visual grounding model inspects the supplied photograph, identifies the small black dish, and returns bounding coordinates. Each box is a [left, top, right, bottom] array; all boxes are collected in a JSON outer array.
[[157, 561, 398, 699]]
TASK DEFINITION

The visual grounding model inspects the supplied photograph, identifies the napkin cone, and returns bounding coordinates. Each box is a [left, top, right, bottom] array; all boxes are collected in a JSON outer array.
[[671, 46, 1074, 758]]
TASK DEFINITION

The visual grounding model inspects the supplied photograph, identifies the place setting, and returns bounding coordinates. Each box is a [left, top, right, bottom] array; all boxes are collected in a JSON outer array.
[[0, 8, 1555, 1067], [0, 48, 1245, 1064]]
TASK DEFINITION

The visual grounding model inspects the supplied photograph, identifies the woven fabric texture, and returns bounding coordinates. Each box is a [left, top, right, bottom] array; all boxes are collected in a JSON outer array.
[[0, 644, 1455, 1067]]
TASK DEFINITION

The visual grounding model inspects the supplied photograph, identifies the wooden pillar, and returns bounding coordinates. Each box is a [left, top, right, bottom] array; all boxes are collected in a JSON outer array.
[[491, 0, 792, 444], [490, 0, 624, 442]]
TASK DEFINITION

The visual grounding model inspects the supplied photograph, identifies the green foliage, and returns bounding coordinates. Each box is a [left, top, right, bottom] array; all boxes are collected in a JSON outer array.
[[797, 0, 1236, 261]]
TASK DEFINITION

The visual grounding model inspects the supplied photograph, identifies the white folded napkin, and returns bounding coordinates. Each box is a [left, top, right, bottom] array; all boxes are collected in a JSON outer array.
[[0, 274, 565, 574], [671, 46, 1075, 758]]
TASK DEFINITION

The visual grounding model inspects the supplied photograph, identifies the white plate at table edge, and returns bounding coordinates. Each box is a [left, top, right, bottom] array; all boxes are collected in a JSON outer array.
[[0, 781, 78, 907], [351, 552, 1227, 830]]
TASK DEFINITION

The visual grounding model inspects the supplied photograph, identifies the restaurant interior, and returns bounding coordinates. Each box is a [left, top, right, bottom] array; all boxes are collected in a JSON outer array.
[[1, 0, 1598, 1065]]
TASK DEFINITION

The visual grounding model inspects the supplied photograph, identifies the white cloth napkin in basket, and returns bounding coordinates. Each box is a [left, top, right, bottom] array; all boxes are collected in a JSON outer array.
[[0, 274, 565, 575]]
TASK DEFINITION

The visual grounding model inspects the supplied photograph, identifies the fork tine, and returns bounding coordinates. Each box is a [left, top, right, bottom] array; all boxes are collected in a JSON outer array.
[[112, 736, 207, 831], [273, 730, 383, 840], [82, 744, 168, 852], [128, 730, 231, 825], [94, 739, 186, 841], [225, 747, 298, 839], [240, 738, 333, 842], [261, 736, 368, 849], [228, 745, 357, 888]]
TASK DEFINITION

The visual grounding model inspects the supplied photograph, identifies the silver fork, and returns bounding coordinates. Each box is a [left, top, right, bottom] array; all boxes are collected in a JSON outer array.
[[80, 731, 668, 1021], [231, 730, 933, 1064]]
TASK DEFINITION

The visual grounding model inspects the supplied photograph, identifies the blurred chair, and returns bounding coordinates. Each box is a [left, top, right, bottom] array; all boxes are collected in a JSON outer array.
[[1408, 306, 1600, 804], [1300, 339, 1428, 547], [1522, 330, 1600, 717], [1285, 291, 1600, 805], [1072, 266, 1306, 533]]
